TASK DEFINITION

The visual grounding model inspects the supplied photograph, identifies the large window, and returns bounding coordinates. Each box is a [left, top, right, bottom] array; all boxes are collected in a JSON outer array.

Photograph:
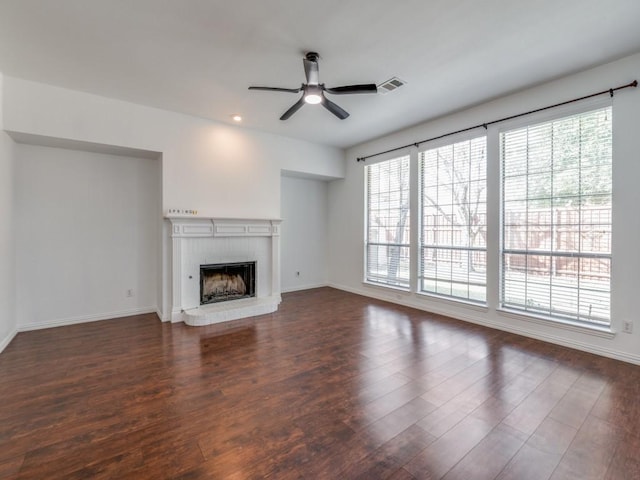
[[419, 137, 487, 302], [365, 155, 410, 288], [501, 106, 612, 326]]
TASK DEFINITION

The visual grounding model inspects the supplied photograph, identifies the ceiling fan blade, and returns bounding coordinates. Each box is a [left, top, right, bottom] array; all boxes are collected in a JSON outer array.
[[303, 55, 320, 85], [280, 96, 306, 121], [248, 86, 302, 93], [321, 96, 349, 120], [324, 84, 378, 95]]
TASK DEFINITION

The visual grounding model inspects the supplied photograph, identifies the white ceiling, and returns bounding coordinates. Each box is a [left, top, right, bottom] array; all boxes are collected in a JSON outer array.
[[1, 0, 639, 149]]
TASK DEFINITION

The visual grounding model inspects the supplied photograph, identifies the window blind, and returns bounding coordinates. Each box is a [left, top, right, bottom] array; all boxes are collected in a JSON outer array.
[[501, 106, 612, 326], [419, 136, 487, 302], [365, 155, 410, 288]]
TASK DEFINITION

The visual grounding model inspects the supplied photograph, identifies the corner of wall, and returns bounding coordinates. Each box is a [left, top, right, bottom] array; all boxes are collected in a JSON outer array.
[[0, 70, 18, 353]]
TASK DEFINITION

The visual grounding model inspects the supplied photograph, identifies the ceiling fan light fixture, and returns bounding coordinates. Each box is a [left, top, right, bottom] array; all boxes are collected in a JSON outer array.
[[304, 93, 322, 104], [304, 85, 323, 104]]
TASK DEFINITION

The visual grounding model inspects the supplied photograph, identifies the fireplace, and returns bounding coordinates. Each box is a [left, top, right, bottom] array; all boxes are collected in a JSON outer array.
[[168, 217, 281, 326], [200, 261, 256, 305]]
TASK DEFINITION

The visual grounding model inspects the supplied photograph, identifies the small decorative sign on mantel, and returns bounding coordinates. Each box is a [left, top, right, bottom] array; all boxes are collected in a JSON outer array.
[[166, 208, 199, 216]]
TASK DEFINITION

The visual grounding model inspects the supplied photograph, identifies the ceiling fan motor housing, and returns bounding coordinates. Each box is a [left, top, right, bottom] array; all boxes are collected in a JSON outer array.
[[305, 52, 320, 62]]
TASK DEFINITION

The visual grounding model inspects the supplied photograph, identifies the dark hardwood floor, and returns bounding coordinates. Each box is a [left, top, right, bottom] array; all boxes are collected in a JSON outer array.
[[1, 287, 639, 479]]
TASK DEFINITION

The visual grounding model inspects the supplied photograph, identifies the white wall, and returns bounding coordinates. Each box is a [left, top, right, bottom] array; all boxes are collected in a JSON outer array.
[[281, 175, 329, 292], [0, 72, 17, 351], [329, 52, 640, 364], [2, 77, 345, 219], [2, 77, 345, 322], [14, 144, 161, 329]]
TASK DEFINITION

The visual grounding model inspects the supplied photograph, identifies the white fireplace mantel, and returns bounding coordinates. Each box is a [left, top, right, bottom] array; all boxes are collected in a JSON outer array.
[[168, 217, 282, 325]]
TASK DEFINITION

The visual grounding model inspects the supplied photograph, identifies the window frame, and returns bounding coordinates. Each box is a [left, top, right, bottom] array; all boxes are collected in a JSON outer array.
[[417, 134, 488, 304], [364, 153, 412, 290], [359, 98, 615, 336], [498, 100, 613, 328]]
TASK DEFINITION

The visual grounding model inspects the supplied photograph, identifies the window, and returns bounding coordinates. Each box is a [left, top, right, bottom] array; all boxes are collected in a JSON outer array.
[[501, 106, 612, 326], [365, 155, 410, 288], [419, 137, 487, 302]]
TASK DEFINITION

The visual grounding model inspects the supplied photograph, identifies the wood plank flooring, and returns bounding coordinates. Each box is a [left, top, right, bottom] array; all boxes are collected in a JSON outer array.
[[1, 287, 639, 479]]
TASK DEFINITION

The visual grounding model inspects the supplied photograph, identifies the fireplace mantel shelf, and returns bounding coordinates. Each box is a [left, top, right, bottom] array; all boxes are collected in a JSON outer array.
[[168, 217, 282, 239], [166, 216, 282, 221]]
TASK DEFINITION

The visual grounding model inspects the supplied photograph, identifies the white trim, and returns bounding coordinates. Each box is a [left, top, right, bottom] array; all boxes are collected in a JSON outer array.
[[497, 307, 614, 338], [329, 282, 640, 365], [364, 155, 412, 289], [498, 105, 613, 328], [362, 280, 410, 293], [417, 134, 489, 306], [167, 217, 282, 239], [281, 283, 329, 293], [0, 328, 18, 354], [415, 290, 489, 312], [156, 307, 171, 322], [18, 307, 158, 331]]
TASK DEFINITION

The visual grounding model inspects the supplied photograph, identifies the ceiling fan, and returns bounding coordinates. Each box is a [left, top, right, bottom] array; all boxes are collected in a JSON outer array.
[[248, 52, 377, 120]]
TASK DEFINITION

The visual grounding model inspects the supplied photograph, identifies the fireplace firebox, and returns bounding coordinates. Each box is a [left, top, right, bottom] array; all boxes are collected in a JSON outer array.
[[200, 261, 256, 305]]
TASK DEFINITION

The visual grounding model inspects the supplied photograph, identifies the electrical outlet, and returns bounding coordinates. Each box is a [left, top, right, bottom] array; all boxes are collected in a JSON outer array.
[[623, 320, 633, 334], [126, 289, 134, 298]]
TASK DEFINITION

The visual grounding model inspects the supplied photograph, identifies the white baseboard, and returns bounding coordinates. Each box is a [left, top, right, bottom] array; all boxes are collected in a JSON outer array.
[[18, 306, 158, 332], [328, 282, 640, 366], [0, 328, 18, 354], [156, 308, 171, 322], [281, 283, 328, 293]]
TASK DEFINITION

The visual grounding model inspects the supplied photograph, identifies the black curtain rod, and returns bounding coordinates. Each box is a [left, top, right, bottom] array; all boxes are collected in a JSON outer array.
[[356, 80, 638, 162]]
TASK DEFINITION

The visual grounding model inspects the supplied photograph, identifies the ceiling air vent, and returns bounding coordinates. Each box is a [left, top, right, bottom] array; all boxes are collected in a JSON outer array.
[[377, 77, 406, 95]]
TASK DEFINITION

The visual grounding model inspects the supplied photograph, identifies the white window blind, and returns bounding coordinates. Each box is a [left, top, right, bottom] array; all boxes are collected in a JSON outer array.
[[419, 136, 487, 302], [365, 155, 410, 289], [501, 106, 612, 326]]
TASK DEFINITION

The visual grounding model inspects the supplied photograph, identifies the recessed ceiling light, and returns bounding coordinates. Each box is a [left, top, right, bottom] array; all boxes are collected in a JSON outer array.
[[231, 114, 242, 122]]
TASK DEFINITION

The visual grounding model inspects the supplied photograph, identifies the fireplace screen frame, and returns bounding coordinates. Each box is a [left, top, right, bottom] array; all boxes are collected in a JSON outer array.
[[199, 261, 256, 305]]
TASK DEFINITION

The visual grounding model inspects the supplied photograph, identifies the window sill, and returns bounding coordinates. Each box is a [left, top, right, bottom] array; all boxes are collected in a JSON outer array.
[[497, 308, 615, 339], [416, 291, 488, 312], [361, 284, 489, 313], [362, 281, 410, 293]]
